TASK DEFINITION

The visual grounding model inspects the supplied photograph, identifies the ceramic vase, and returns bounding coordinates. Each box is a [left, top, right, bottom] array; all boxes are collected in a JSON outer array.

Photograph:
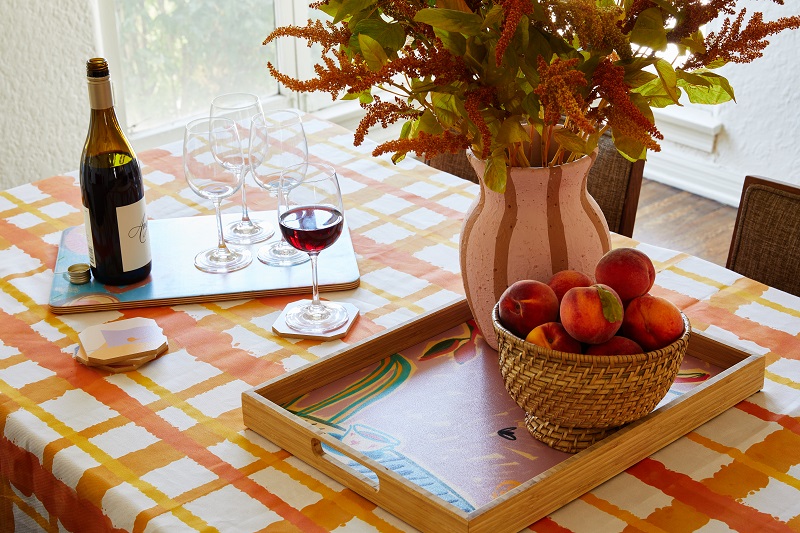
[[459, 150, 610, 350]]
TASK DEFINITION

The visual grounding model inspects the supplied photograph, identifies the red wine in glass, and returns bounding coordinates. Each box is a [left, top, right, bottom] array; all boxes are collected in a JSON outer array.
[[279, 205, 344, 253]]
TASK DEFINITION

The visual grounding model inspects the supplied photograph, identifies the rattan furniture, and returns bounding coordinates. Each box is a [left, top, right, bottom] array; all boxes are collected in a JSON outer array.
[[727, 174, 800, 296]]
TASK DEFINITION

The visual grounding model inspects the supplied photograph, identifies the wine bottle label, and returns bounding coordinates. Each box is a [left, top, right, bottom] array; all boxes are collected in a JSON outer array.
[[116, 197, 151, 272], [82, 206, 96, 268]]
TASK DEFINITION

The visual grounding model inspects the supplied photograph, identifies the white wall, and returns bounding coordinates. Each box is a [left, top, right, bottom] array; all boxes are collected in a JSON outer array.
[[0, 0, 96, 190], [645, 0, 800, 206]]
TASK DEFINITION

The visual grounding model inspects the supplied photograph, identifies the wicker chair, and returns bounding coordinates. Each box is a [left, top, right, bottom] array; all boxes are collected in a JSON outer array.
[[726, 175, 800, 296], [426, 133, 644, 237]]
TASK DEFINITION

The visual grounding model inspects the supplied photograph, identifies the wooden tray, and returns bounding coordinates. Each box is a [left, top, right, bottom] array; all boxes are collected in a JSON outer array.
[[48, 211, 360, 314], [242, 299, 765, 533]]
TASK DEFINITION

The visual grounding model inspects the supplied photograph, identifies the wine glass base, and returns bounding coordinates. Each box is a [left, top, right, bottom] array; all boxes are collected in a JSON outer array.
[[224, 220, 274, 245], [195, 247, 252, 273], [257, 242, 310, 266], [284, 301, 349, 334]]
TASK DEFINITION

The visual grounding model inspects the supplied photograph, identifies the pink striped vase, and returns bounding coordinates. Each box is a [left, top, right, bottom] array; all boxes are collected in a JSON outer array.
[[460, 150, 610, 350]]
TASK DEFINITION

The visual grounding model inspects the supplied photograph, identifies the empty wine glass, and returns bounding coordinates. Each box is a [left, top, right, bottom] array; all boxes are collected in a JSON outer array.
[[249, 110, 310, 266], [210, 93, 273, 245], [279, 162, 348, 333], [183, 117, 252, 273]]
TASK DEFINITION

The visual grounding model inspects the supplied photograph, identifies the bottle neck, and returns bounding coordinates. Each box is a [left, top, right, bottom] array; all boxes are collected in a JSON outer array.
[[87, 75, 114, 110]]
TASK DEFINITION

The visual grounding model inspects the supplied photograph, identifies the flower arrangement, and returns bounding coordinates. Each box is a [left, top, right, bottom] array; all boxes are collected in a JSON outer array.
[[264, 0, 799, 192]]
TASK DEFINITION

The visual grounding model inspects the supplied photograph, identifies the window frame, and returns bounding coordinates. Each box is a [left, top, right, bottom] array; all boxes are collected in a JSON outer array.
[[91, 0, 309, 152]]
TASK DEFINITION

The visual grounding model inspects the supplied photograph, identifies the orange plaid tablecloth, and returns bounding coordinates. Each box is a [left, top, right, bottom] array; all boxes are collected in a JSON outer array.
[[2, 117, 800, 532]]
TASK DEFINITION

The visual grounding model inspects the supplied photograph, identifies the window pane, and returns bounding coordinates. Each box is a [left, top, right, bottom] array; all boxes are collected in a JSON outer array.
[[114, 0, 278, 133]]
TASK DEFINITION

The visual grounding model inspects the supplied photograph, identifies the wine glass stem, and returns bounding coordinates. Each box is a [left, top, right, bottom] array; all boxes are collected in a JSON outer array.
[[239, 169, 251, 223], [309, 252, 321, 307], [213, 199, 230, 252]]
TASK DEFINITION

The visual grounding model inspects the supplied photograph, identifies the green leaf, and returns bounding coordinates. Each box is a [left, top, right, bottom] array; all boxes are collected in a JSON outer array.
[[624, 70, 658, 89], [432, 93, 462, 129], [521, 92, 541, 120], [334, 0, 376, 23], [630, 8, 667, 52], [678, 71, 735, 104], [358, 34, 388, 71], [655, 59, 680, 104], [318, 0, 342, 18], [483, 5, 504, 28], [611, 132, 647, 161], [676, 70, 712, 88], [435, 0, 471, 12], [597, 286, 623, 323], [496, 118, 529, 146], [434, 28, 467, 56], [350, 18, 407, 54], [553, 129, 589, 155], [413, 8, 483, 36], [342, 89, 372, 102], [483, 154, 508, 193], [399, 120, 412, 140], [412, 110, 444, 136], [680, 30, 706, 54]]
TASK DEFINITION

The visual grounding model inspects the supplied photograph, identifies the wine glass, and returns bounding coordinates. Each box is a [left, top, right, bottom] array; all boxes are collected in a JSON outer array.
[[249, 110, 310, 266], [209, 93, 274, 245], [279, 162, 348, 333], [183, 117, 252, 273]]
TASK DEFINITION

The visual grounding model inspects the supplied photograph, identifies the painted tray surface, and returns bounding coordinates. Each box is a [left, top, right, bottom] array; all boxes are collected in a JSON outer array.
[[282, 319, 723, 512]]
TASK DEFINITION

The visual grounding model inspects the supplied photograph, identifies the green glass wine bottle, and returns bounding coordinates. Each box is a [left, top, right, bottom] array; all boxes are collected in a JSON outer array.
[[80, 58, 151, 285]]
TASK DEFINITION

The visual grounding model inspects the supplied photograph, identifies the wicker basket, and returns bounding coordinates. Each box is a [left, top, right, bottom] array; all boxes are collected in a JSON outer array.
[[493, 304, 690, 453]]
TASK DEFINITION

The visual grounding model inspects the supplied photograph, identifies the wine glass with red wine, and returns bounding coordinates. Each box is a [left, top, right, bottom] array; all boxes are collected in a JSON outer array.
[[279, 162, 348, 333], [183, 117, 252, 273]]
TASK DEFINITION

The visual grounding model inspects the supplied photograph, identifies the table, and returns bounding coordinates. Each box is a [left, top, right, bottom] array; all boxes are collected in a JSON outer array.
[[2, 117, 800, 532]]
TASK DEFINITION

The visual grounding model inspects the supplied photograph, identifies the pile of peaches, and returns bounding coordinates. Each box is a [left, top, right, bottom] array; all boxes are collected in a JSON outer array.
[[497, 247, 685, 355]]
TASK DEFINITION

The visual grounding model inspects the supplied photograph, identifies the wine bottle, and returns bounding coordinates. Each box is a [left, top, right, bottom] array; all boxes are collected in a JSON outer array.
[[80, 58, 151, 285]]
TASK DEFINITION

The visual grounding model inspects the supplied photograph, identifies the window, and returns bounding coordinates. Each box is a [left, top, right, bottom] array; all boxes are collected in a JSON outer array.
[[94, 0, 311, 148]]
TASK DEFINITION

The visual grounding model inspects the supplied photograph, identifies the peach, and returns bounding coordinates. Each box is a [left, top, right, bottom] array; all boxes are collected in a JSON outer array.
[[621, 294, 685, 351], [497, 280, 560, 339], [547, 269, 594, 304], [585, 336, 643, 356], [595, 247, 656, 303], [560, 284, 623, 344], [526, 322, 583, 354]]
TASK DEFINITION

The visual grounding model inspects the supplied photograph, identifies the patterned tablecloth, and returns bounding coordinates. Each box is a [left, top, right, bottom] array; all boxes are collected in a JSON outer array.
[[2, 117, 800, 532]]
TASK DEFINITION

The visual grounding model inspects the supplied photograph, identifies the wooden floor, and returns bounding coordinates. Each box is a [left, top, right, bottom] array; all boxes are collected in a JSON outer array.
[[631, 179, 738, 266]]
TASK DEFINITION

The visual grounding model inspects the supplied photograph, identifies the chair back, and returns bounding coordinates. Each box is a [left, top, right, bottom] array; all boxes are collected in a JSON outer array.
[[425, 133, 644, 237], [727, 175, 800, 296], [585, 133, 644, 238]]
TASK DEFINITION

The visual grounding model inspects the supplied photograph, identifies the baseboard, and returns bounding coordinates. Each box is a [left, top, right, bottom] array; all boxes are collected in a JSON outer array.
[[643, 149, 742, 207]]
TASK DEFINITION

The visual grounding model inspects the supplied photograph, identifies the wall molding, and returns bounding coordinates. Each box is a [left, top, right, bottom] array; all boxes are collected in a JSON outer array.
[[644, 149, 742, 207], [652, 107, 722, 154]]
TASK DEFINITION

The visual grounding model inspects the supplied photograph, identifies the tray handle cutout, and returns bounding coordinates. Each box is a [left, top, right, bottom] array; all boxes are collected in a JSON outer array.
[[311, 437, 381, 492]]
